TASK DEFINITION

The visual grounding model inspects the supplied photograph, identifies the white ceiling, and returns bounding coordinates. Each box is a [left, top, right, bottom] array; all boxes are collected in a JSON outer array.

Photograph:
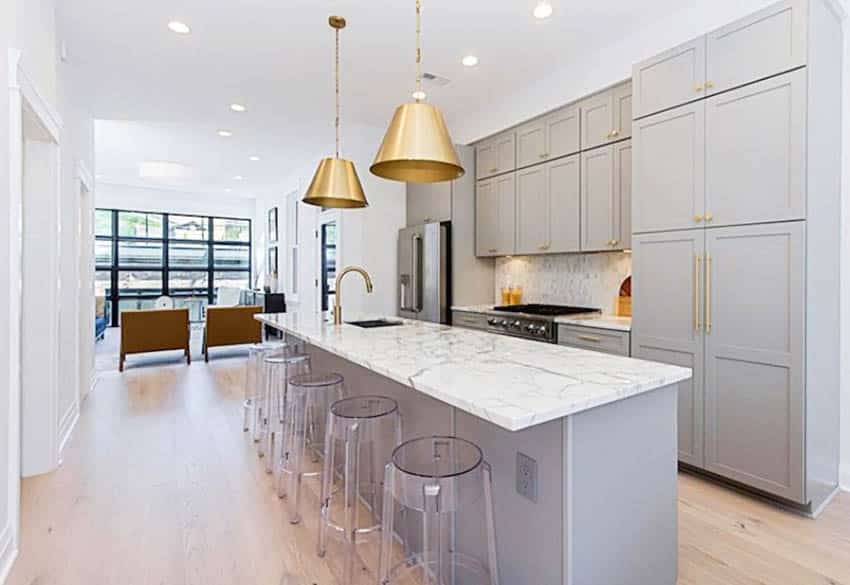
[[62, 0, 685, 197]]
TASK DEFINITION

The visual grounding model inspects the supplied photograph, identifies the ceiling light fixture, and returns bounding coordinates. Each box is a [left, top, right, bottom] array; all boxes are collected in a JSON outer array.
[[462, 55, 479, 67], [302, 16, 368, 209], [224, 188, 232, 193], [533, 1, 553, 19], [167, 20, 191, 34], [371, 0, 464, 183], [233, 175, 244, 181], [249, 155, 261, 161], [411, 90, 427, 100], [230, 103, 247, 112], [217, 129, 233, 137]]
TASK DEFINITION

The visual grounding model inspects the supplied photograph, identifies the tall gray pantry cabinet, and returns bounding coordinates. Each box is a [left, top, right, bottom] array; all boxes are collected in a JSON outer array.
[[630, 0, 842, 513]]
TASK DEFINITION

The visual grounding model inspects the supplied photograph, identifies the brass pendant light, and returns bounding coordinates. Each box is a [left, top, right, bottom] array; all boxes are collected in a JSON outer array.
[[303, 16, 368, 209], [370, 0, 464, 183]]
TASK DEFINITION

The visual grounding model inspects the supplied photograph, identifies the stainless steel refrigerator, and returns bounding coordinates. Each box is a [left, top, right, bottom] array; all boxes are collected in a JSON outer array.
[[398, 222, 449, 324]]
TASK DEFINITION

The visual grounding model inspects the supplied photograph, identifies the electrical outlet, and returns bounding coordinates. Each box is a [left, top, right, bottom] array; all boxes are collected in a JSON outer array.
[[516, 452, 538, 502]]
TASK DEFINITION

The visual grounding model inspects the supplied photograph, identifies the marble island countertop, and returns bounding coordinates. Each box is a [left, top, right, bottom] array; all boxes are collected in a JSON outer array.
[[452, 305, 632, 332], [256, 312, 688, 432]]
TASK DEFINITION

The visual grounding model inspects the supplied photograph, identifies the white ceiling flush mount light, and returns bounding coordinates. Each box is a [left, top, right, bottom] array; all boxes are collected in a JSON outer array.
[[167, 20, 191, 34], [533, 1, 553, 19], [233, 175, 244, 181], [230, 103, 247, 112], [217, 129, 233, 137], [249, 155, 261, 161], [462, 55, 479, 67], [224, 188, 232, 193]]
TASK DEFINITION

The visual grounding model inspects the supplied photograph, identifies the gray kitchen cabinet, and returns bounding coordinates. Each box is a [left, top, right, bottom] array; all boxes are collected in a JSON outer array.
[[406, 180, 451, 225], [705, 0, 806, 97], [547, 155, 581, 254], [703, 222, 805, 502], [452, 310, 489, 331], [545, 106, 581, 159], [580, 91, 613, 151], [515, 165, 548, 254], [476, 132, 516, 180], [516, 120, 546, 169], [614, 140, 632, 250], [705, 69, 806, 227], [632, 37, 707, 119], [631, 230, 706, 467], [580, 146, 615, 252], [632, 101, 705, 234], [612, 81, 633, 140], [557, 324, 630, 356], [475, 173, 516, 257]]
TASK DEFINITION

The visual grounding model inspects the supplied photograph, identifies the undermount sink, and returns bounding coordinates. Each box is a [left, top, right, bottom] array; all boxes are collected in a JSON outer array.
[[346, 319, 405, 329]]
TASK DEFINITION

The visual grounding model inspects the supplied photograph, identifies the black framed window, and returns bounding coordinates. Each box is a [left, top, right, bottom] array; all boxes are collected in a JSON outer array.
[[96, 208, 252, 326]]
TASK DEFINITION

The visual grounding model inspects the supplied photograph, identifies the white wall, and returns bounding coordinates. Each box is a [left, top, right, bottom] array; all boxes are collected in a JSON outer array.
[[96, 182, 256, 220], [840, 0, 850, 491]]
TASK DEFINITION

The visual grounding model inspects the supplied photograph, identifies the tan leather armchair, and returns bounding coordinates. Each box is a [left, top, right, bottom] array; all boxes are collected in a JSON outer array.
[[119, 308, 190, 372], [203, 305, 263, 361]]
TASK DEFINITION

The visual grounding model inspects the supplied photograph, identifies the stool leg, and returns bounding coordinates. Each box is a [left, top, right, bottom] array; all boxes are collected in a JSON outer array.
[[286, 393, 308, 524], [317, 410, 336, 558], [483, 463, 500, 585], [242, 399, 251, 432], [422, 484, 444, 585], [343, 422, 361, 585], [379, 463, 395, 585], [264, 373, 278, 473]]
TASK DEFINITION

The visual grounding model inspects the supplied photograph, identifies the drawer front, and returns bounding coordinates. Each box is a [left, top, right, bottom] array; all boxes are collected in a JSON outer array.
[[452, 311, 489, 330], [557, 325, 630, 356]]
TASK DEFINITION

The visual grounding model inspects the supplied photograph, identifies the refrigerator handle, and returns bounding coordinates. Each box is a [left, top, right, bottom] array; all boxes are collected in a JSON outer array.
[[412, 233, 423, 312]]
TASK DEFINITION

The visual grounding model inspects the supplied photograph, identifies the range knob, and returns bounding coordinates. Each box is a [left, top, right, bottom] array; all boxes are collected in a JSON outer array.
[[512, 320, 522, 329], [499, 319, 509, 327], [487, 318, 499, 326]]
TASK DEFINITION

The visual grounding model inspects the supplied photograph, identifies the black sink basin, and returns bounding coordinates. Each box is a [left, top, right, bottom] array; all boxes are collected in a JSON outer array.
[[347, 319, 405, 329]]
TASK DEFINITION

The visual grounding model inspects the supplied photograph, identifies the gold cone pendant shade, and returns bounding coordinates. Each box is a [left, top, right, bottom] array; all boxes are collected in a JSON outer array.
[[303, 16, 368, 209], [371, 0, 464, 183]]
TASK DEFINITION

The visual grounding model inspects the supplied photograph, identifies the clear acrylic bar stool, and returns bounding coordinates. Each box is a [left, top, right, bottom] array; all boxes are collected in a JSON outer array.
[[279, 372, 346, 524], [379, 436, 499, 585], [258, 352, 311, 473], [244, 341, 289, 438], [317, 395, 402, 585]]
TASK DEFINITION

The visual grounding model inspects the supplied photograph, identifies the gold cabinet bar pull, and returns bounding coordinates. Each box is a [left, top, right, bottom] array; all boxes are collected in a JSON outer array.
[[577, 335, 602, 343], [694, 254, 701, 331], [705, 253, 712, 333]]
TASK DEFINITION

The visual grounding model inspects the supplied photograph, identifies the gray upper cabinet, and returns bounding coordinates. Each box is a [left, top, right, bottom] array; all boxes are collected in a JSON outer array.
[[516, 166, 548, 254], [581, 92, 613, 150], [475, 173, 516, 257], [581, 146, 616, 252], [516, 121, 547, 169], [631, 230, 706, 467], [476, 132, 516, 180], [614, 140, 632, 250], [632, 101, 705, 233], [406, 180, 452, 226], [545, 106, 581, 159], [632, 37, 706, 119], [705, 69, 806, 227], [612, 82, 633, 140], [703, 222, 805, 503], [705, 0, 807, 96], [547, 155, 581, 254]]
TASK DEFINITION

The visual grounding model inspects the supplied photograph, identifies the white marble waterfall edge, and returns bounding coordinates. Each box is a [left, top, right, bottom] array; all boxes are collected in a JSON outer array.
[[256, 312, 690, 431]]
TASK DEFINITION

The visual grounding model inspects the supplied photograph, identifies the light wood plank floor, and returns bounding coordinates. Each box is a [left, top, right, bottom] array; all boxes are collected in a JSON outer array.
[[6, 355, 850, 585]]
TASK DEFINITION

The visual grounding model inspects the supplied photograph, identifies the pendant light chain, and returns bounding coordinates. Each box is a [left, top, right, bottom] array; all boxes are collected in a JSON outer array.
[[415, 0, 422, 100], [335, 26, 341, 158]]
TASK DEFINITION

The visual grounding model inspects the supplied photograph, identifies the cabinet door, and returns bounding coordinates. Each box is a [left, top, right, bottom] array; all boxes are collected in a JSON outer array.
[[494, 173, 517, 255], [515, 166, 549, 254], [580, 146, 616, 252], [706, 0, 806, 96], [703, 222, 805, 503], [406, 181, 451, 225], [581, 92, 614, 150], [547, 155, 580, 254], [612, 81, 633, 140], [475, 179, 498, 256], [495, 133, 516, 175], [516, 121, 546, 169], [705, 69, 806, 227], [545, 106, 580, 159], [632, 101, 705, 233], [475, 142, 496, 180], [631, 230, 705, 467], [613, 140, 632, 250], [632, 37, 706, 119]]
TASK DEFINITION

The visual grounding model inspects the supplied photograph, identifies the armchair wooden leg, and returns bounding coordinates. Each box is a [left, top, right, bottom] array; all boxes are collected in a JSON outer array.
[[119, 353, 125, 372], [187, 345, 192, 365]]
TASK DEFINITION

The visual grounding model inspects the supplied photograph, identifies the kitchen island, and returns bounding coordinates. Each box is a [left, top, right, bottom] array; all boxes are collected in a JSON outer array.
[[256, 312, 690, 585]]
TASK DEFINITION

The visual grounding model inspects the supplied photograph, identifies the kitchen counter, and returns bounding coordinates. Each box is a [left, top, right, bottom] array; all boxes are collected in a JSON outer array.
[[452, 304, 632, 331], [256, 311, 685, 584], [256, 311, 683, 431]]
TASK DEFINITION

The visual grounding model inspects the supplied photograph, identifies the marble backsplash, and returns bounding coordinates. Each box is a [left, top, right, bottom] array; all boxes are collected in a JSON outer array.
[[495, 252, 632, 314]]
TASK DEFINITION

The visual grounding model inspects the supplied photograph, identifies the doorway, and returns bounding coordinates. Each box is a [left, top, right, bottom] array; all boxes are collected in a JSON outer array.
[[317, 211, 340, 321]]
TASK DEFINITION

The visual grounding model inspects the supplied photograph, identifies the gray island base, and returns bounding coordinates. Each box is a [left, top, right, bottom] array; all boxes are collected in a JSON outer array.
[[257, 313, 690, 585]]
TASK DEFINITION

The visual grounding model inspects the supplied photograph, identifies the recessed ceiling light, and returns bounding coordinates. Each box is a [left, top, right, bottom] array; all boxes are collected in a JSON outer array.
[[230, 103, 247, 112], [533, 1, 553, 19], [167, 20, 191, 34], [411, 90, 427, 101], [249, 155, 261, 161], [233, 175, 244, 181], [462, 55, 479, 67], [217, 129, 233, 137], [224, 188, 232, 193]]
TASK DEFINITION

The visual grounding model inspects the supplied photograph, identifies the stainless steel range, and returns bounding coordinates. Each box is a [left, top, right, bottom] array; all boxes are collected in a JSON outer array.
[[486, 304, 601, 343]]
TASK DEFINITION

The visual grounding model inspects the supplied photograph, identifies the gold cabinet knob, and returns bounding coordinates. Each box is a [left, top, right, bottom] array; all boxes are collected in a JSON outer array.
[[695, 84, 704, 92], [612, 239, 619, 246], [490, 167, 498, 173], [488, 248, 498, 253], [611, 129, 620, 137], [538, 244, 550, 251], [694, 214, 703, 223], [705, 80, 714, 89], [704, 212, 714, 222]]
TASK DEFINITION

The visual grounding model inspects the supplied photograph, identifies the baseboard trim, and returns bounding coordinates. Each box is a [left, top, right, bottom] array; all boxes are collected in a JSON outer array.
[[0, 523, 17, 585], [840, 463, 850, 492], [58, 400, 79, 456]]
